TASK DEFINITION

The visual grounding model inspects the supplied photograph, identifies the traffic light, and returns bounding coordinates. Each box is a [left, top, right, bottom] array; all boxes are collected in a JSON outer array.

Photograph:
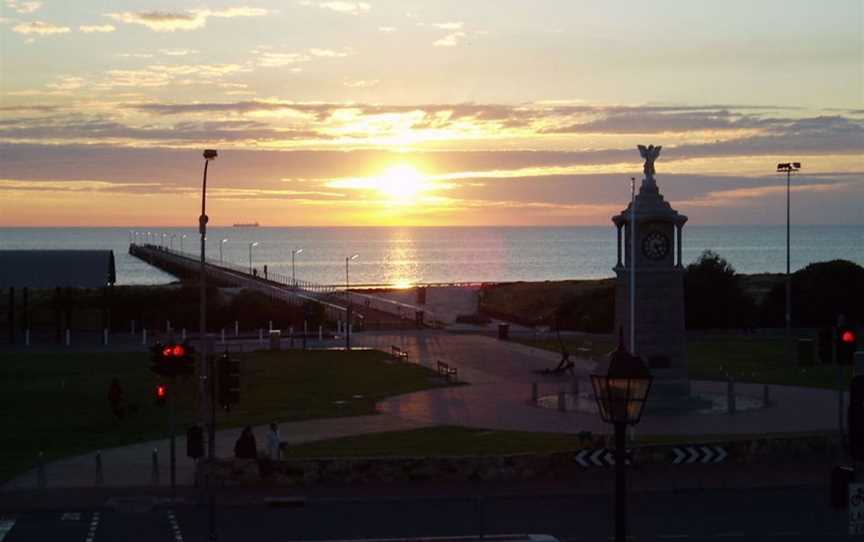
[[217, 352, 240, 408], [155, 383, 167, 406], [839, 327, 858, 366], [150, 342, 196, 377], [187, 426, 204, 459], [850, 375, 864, 461]]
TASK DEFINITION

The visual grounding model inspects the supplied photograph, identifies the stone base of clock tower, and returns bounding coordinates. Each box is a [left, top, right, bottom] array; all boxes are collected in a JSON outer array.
[[614, 266, 703, 411]]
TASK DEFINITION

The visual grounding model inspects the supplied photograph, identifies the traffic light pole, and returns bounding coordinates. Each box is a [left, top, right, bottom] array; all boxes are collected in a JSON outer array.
[[169, 377, 176, 498]]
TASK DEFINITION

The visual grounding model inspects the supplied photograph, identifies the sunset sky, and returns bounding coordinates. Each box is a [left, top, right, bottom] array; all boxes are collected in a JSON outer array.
[[1, 0, 862, 226]]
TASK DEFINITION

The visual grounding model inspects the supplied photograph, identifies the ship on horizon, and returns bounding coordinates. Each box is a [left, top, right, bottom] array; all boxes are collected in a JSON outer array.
[[232, 222, 260, 227]]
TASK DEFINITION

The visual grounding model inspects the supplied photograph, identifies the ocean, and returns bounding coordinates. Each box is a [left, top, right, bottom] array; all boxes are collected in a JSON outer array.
[[0, 226, 861, 287]]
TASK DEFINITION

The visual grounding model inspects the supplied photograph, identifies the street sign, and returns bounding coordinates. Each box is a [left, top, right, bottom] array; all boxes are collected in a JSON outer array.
[[574, 448, 631, 467], [850, 483, 864, 535], [671, 445, 728, 465]]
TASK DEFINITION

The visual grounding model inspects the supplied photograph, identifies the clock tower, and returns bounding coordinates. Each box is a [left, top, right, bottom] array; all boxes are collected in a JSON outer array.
[[612, 145, 690, 404]]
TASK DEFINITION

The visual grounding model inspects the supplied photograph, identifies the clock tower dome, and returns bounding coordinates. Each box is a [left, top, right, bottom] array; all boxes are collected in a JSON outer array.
[[612, 145, 690, 403]]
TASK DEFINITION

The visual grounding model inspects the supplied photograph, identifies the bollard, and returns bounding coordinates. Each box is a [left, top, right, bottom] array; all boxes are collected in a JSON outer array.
[[258, 329, 264, 345], [727, 377, 736, 414], [142, 329, 148, 346], [318, 325, 323, 342], [37, 451, 46, 489], [25, 329, 30, 347], [95, 450, 103, 486], [557, 390, 567, 412], [103, 329, 109, 346], [130, 320, 136, 334], [151, 448, 159, 485], [166, 320, 171, 333], [268, 320, 273, 332], [65, 329, 71, 347], [763, 383, 770, 407], [571, 378, 580, 396], [532, 382, 539, 404], [181, 328, 187, 341], [221, 329, 226, 344], [235, 320, 239, 337]]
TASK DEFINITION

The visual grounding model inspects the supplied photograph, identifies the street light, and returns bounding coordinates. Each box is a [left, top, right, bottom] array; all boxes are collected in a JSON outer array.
[[291, 248, 303, 288], [169, 234, 176, 251], [180, 234, 187, 253], [248, 241, 259, 274], [162, 232, 167, 249], [219, 238, 228, 263], [198, 148, 217, 458], [591, 337, 652, 542], [345, 253, 359, 350], [777, 161, 801, 366]]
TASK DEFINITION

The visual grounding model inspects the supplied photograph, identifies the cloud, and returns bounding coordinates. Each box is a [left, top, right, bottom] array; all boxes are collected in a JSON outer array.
[[308, 48, 353, 58], [5, 0, 41, 14], [344, 79, 379, 88], [45, 76, 86, 91], [159, 48, 198, 56], [378, 26, 396, 32], [431, 22, 463, 30], [79, 24, 115, 33], [316, 2, 370, 15], [257, 52, 312, 67], [12, 20, 70, 35], [106, 7, 269, 32], [433, 32, 466, 47]]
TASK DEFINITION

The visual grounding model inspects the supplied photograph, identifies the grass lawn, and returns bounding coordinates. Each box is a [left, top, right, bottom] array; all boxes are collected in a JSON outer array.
[[517, 335, 852, 389], [286, 426, 835, 458], [0, 348, 450, 483]]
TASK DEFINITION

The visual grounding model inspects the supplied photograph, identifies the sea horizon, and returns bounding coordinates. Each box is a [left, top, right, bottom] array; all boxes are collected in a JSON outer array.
[[1, 225, 861, 287]]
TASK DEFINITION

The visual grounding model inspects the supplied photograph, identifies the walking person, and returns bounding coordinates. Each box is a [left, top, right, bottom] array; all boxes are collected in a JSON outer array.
[[266, 422, 282, 460], [234, 426, 257, 459], [108, 378, 125, 420]]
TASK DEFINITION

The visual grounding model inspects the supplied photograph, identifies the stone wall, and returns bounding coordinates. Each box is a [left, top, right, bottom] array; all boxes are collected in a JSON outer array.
[[202, 434, 839, 487]]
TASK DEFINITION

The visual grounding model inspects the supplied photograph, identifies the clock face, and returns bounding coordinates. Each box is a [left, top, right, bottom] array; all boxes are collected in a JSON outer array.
[[642, 230, 670, 260]]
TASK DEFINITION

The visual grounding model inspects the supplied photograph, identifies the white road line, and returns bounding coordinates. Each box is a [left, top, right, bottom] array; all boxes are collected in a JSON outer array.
[[167, 510, 184, 542], [0, 520, 15, 542], [85, 512, 100, 542]]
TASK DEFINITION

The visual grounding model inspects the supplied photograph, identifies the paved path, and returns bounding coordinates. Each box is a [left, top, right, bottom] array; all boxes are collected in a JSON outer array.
[[2, 415, 429, 491], [358, 331, 845, 436], [3, 330, 845, 491]]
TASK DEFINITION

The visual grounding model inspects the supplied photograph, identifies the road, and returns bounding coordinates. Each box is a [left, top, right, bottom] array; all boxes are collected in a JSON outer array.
[[0, 487, 854, 542]]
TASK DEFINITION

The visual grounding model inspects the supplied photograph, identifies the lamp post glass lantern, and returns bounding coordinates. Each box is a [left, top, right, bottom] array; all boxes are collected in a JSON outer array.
[[590, 340, 652, 542]]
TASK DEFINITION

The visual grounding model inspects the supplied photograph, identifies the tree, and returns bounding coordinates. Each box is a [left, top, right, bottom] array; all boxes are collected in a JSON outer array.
[[685, 250, 756, 329]]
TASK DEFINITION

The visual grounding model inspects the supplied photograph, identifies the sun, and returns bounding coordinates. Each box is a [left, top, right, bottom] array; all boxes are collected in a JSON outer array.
[[376, 165, 426, 202]]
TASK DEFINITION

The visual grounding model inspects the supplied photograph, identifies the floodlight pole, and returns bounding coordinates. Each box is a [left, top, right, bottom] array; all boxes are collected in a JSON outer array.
[[777, 162, 799, 366]]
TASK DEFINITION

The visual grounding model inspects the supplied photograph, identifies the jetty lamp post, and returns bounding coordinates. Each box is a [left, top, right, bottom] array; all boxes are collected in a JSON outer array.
[[591, 340, 652, 542], [180, 234, 187, 253], [291, 248, 303, 288], [198, 148, 217, 455], [219, 238, 228, 263], [777, 161, 800, 366], [345, 253, 359, 350], [248, 241, 259, 274], [169, 234, 176, 251]]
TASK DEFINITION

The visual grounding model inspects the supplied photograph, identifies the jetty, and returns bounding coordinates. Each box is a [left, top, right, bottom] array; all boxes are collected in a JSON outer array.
[[129, 243, 437, 329]]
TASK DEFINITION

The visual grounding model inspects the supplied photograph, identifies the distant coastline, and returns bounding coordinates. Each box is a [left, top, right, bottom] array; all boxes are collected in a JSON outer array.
[[232, 222, 260, 227]]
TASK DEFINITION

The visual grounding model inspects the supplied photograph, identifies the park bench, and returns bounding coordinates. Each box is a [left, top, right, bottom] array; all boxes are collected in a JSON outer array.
[[437, 360, 458, 382], [391, 345, 409, 362]]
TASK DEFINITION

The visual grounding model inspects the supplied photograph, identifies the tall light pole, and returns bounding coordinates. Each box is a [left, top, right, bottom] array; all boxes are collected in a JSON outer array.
[[629, 177, 637, 354], [198, 149, 217, 460], [248, 242, 259, 274], [170, 234, 176, 251], [345, 253, 359, 350], [219, 238, 228, 263], [777, 162, 800, 366], [292, 248, 303, 288], [161, 232, 167, 249], [180, 234, 187, 253]]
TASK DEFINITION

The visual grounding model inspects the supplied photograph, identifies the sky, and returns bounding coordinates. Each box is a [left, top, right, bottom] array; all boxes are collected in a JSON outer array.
[[0, 0, 862, 226]]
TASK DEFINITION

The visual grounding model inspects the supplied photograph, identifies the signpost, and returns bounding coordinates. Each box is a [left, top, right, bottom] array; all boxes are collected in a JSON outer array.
[[850, 483, 864, 535]]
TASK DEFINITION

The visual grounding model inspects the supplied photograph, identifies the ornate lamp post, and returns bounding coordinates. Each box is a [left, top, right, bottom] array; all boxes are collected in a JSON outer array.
[[591, 338, 653, 542]]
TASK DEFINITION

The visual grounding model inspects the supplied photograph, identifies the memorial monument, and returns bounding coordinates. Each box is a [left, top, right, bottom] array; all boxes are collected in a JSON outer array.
[[612, 145, 691, 407]]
